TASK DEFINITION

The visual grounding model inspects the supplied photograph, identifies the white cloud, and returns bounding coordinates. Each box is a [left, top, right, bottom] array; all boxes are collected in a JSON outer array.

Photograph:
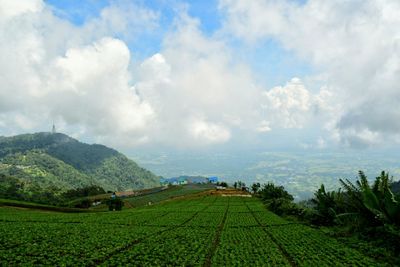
[[82, 1, 159, 43], [257, 120, 271, 133], [0, 0, 157, 145], [220, 0, 400, 147], [48, 38, 155, 139], [0, 0, 43, 20], [189, 118, 231, 144], [261, 77, 331, 130], [0, 1, 256, 148], [0, 0, 332, 148], [134, 13, 263, 146]]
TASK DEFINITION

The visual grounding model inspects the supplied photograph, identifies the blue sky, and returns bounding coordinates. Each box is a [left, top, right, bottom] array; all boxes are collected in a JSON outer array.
[[47, 0, 221, 32], [45, 0, 312, 87]]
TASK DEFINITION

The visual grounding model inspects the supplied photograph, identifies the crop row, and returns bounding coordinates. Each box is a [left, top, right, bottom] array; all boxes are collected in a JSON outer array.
[[186, 211, 225, 227], [102, 226, 216, 266], [0, 222, 165, 266], [0, 196, 383, 266], [265, 224, 385, 266], [144, 211, 196, 226], [212, 227, 291, 266], [225, 212, 259, 227]]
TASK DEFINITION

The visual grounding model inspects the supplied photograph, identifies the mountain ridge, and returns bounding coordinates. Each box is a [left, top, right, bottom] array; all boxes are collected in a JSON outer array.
[[0, 132, 160, 198]]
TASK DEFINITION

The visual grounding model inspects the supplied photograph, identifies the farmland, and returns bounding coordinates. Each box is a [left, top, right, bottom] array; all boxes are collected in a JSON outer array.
[[0, 195, 385, 266]]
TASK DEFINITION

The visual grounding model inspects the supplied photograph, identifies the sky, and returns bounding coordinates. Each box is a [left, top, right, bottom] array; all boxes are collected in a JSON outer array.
[[1, 0, 400, 154]]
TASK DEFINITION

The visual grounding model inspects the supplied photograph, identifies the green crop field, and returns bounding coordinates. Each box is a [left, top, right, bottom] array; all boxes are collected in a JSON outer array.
[[0, 195, 385, 266]]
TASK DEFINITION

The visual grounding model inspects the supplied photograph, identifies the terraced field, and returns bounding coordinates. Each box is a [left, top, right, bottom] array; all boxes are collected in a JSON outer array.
[[0, 195, 385, 266]]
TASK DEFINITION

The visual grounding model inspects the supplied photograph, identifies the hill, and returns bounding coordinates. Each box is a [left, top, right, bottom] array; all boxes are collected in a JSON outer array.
[[0, 132, 160, 201]]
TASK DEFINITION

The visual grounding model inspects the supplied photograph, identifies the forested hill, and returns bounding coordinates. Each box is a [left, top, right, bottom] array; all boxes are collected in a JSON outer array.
[[0, 132, 160, 196]]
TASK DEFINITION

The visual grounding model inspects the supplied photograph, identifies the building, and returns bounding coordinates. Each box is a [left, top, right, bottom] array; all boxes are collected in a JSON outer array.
[[160, 177, 188, 185]]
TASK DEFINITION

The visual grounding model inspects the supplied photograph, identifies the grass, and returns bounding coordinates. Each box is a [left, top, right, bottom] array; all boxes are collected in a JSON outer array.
[[0, 198, 90, 213], [123, 184, 215, 208]]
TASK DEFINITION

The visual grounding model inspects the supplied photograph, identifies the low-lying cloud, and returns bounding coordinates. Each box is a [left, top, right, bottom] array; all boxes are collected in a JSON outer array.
[[220, 0, 400, 148]]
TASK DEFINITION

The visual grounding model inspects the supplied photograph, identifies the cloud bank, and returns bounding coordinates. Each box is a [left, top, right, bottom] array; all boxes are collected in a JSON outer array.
[[220, 0, 400, 147], [1, 0, 398, 150]]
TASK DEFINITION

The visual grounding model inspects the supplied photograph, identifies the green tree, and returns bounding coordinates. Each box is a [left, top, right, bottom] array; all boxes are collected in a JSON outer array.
[[251, 182, 261, 194], [259, 182, 293, 201], [107, 197, 124, 211], [258, 182, 296, 216], [311, 184, 344, 225]]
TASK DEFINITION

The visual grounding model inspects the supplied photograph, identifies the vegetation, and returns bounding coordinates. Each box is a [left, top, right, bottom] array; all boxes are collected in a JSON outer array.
[[251, 182, 261, 194], [0, 195, 384, 266], [123, 184, 214, 208], [1, 134, 398, 266], [62, 185, 106, 199], [311, 184, 344, 225], [257, 182, 301, 216], [0, 198, 90, 213], [256, 171, 400, 265], [339, 171, 400, 227], [0, 132, 160, 205], [233, 180, 246, 190], [106, 197, 124, 211], [216, 181, 228, 187]]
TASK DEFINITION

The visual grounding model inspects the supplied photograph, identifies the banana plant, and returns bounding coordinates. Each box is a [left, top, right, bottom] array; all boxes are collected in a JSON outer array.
[[339, 171, 400, 227]]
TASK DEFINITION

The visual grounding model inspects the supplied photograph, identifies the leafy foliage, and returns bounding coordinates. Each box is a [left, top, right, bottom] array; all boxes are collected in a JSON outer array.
[[233, 180, 246, 189], [216, 181, 228, 187], [390, 180, 400, 196], [251, 182, 261, 194], [311, 184, 345, 225], [106, 197, 124, 211], [258, 182, 300, 216], [62, 185, 106, 199], [259, 182, 294, 201], [339, 171, 400, 227]]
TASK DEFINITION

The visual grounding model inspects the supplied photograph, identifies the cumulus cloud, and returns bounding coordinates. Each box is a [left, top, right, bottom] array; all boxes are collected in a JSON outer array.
[[220, 0, 400, 148], [48, 38, 155, 139], [189, 118, 231, 144], [0, 0, 43, 19], [0, 0, 344, 149], [262, 77, 312, 129], [0, 0, 157, 145], [260, 77, 333, 131], [135, 14, 263, 146]]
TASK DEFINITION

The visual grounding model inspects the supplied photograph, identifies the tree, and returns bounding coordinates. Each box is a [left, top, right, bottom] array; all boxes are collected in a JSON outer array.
[[259, 182, 293, 201], [258, 182, 296, 216], [235, 180, 245, 190], [311, 184, 344, 225], [106, 197, 124, 211], [251, 183, 261, 194], [218, 182, 228, 187]]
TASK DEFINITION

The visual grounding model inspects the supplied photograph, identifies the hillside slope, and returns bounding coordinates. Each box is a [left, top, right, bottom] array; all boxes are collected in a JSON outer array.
[[0, 132, 160, 195]]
